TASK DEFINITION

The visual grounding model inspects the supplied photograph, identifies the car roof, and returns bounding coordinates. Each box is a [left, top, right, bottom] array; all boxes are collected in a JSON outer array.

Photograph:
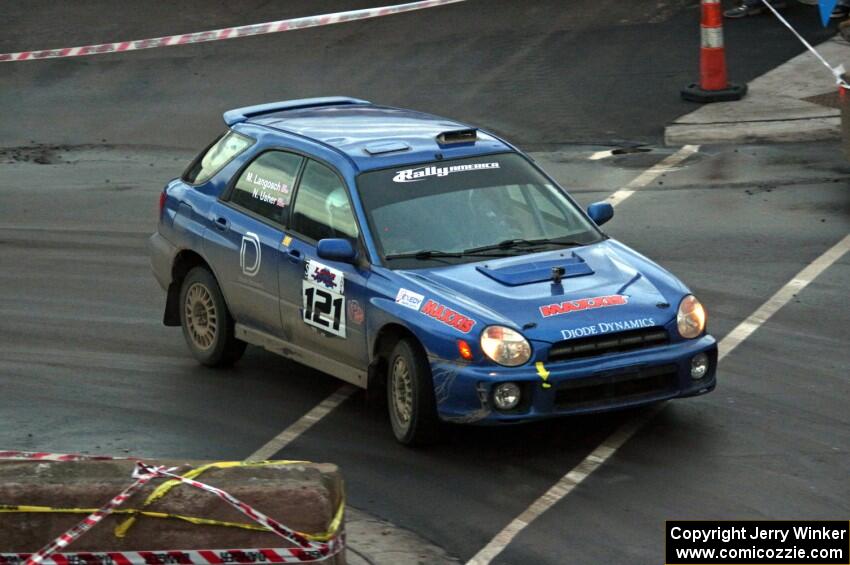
[[225, 97, 513, 172]]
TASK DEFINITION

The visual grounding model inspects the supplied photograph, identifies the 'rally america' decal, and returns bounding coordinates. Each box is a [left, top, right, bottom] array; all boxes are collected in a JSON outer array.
[[392, 162, 499, 183], [306, 259, 344, 294], [420, 299, 476, 333], [539, 294, 628, 318]]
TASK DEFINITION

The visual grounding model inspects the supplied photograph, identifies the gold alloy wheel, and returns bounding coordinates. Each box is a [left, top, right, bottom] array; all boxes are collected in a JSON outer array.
[[184, 282, 218, 350], [391, 356, 414, 431]]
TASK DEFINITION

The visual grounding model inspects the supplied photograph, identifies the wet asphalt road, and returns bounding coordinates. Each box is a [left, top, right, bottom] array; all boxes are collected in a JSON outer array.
[[2, 142, 848, 563], [2, 1, 850, 564]]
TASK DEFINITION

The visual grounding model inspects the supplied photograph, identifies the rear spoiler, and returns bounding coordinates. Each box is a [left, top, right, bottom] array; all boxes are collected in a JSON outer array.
[[223, 96, 369, 126]]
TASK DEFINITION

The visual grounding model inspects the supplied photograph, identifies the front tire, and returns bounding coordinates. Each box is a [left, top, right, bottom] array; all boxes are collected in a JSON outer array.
[[179, 267, 246, 367], [387, 338, 439, 445]]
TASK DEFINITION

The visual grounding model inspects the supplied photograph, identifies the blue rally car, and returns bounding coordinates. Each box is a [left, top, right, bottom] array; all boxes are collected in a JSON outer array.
[[149, 97, 717, 445]]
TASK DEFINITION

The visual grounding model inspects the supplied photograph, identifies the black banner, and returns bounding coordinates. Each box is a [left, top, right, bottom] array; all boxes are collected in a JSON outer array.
[[666, 521, 849, 564]]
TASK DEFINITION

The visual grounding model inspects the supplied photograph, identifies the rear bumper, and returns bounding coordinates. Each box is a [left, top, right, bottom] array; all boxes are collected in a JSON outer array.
[[430, 335, 717, 424], [148, 231, 177, 291]]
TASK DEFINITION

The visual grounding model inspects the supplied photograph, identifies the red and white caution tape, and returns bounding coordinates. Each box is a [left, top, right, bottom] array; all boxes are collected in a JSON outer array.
[[0, 451, 127, 462], [0, 0, 465, 63], [759, 0, 849, 88], [24, 465, 169, 565], [1, 544, 344, 565], [135, 464, 338, 561], [1, 459, 344, 564]]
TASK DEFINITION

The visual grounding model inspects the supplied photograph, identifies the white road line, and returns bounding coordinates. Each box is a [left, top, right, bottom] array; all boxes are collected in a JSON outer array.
[[245, 384, 359, 462], [588, 149, 614, 160], [607, 144, 700, 207], [718, 234, 850, 361], [466, 233, 850, 565]]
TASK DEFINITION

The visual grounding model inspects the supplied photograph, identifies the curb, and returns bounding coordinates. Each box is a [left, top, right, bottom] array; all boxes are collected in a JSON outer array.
[[346, 507, 461, 565], [665, 116, 840, 145], [665, 37, 848, 145]]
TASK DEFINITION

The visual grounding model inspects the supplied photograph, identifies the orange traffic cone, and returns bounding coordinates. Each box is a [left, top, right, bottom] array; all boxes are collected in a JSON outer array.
[[682, 0, 747, 102]]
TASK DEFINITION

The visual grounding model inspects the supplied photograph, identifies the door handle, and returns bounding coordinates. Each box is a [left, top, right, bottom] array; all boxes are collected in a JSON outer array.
[[287, 248, 302, 264], [213, 216, 229, 231]]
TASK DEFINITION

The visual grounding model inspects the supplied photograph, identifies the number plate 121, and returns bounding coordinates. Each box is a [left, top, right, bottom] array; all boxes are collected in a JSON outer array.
[[302, 280, 346, 338]]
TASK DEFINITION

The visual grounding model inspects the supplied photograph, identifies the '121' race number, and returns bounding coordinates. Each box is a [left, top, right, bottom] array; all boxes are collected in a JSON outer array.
[[302, 281, 346, 337]]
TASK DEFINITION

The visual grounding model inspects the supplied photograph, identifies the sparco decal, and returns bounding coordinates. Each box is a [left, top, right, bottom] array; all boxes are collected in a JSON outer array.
[[561, 317, 655, 340], [539, 294, 628, 318], [420, 299, 475, 333], [392, 162, 499, 183]]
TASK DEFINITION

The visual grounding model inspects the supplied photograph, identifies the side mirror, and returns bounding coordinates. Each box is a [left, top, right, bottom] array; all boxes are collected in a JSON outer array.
[[587, 202, 614, 226], [317, 238, 357, 263]]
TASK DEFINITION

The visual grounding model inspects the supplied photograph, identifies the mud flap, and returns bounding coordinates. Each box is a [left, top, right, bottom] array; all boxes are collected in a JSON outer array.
[[163, 282, 181, 326]]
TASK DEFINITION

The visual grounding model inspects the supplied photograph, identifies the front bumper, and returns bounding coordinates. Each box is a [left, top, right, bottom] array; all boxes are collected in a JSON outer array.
[[430, 335, 717, 424]]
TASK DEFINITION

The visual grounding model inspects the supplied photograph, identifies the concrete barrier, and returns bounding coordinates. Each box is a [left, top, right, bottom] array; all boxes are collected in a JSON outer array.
[[0, 458, 344, 563]]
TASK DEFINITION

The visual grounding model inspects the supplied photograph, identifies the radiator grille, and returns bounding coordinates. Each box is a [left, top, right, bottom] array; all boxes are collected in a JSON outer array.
[[548, 328, 669, 362], [554, 364, 678, 410]]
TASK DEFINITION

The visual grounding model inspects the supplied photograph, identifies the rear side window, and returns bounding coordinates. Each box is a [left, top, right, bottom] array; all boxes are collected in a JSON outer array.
[[229, 150, 303, 225], [291, 160, 359, 242], [184, 131, 253, 184]]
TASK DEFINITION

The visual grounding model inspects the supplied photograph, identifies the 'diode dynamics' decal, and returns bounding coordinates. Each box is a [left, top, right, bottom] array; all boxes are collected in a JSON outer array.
[[539, 294, 628, 318], [395, 288, 425, 310], [392, 162, 500, 183], [560, 317, 655, 340], [420, 299, 475, 333]]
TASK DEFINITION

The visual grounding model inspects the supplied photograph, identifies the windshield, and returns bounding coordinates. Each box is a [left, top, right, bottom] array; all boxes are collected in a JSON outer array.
[[357, 153, 603, 267]]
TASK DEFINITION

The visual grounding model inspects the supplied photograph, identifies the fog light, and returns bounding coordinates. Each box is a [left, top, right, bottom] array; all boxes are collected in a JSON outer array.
[[493, 382, 521, 410], [690, 353, 709, 380]]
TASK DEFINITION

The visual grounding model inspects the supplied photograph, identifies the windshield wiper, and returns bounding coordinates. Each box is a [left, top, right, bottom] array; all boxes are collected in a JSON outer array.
[[384, 249, 514, 261], [463, 237, 585, 254], [385, 250, 464, 261]]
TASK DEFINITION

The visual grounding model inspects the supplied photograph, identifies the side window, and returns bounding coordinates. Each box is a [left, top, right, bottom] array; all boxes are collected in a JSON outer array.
[[291, 160, 359, 242], [228, 151, 303, 225], [184, 131, 253, 184]]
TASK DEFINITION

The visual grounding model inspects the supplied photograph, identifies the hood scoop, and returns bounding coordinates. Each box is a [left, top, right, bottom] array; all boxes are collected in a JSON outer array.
[[476, 252, 594, 286]]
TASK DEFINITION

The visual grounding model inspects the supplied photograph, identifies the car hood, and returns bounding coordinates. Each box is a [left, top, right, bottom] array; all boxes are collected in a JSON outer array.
[[397, 239, 688, 344]]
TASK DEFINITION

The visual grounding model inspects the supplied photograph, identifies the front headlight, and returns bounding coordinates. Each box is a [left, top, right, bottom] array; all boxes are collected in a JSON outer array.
[[677, 295, 706, 339], [480, 326, 532, 366]]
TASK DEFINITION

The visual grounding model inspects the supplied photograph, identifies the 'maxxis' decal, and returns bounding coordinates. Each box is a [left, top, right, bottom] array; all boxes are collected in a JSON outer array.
[[392, 162, 500, 183], [420, 299, 475, 333], [539, 294, 628, 318]]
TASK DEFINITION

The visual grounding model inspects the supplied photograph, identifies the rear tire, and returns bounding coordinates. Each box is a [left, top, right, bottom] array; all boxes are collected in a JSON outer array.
[[387, 338, 440, 445], [179, 267, 246, 367]]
